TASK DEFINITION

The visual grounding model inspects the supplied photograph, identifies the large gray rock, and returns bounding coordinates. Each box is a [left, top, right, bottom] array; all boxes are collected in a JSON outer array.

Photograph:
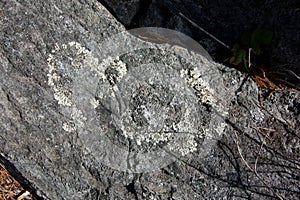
[[0, 0, 299, 199]]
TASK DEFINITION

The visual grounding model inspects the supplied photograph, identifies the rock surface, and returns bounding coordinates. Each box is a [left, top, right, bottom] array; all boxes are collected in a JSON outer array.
[[0, 0, 299, 199]]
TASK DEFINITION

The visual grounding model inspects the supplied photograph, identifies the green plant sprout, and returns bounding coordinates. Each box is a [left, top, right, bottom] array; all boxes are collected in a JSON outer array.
[[229, 28, 273, 70]]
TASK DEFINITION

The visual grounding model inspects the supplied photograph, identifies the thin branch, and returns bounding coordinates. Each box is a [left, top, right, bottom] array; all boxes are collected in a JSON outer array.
[[178, 12, 230, 49], [233, 131, 284, 200], [254, 138, 284, 200]]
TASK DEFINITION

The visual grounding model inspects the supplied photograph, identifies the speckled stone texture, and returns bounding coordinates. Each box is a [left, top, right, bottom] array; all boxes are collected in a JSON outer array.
[[0, 0, 299, 199]]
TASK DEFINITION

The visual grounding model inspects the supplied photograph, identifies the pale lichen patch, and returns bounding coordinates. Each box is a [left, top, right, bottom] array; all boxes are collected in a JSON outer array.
[[47, 41, 92, 131], [98, 56, 127, 85], [168, 134, 198, 156], [180, 69, 188, 78], [90, 98, 100, 109], [185, 68, 215, 105], [127, 130, 173, 146], [53, 87, 72, 107], [215, 122, 227, 135], [62, 122, 76, 133], [70, 106, 87, 128]]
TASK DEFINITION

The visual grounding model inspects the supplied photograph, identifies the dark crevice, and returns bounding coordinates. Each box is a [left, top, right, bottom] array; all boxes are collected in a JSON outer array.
[[96, 0, 125, 25], [127, 0, 152, 29], [97, 0, 153, 30], [125, 180, 139, 200]]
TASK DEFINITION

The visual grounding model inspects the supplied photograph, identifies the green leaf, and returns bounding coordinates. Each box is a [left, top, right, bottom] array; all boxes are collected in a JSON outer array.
[[240, 28, 273, 54], [230, 49, 247, 65], [250, 28, 273, 48], [241, 31, 252, 46]]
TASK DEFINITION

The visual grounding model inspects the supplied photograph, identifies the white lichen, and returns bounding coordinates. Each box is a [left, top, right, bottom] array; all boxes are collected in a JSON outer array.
[[127, 131, 173, 146], [168, 134, 198, 156], [53, 87, 72, 107], [215, 122, 227, 135], [180, 69, 188, 78], [90, 97, 100, 109], [70, 106, 87, 128], [98, 56, 127, 84], [47, 42, 89, 107], [186, 68, 215, 105], [47, 41, 92, 132], [62, 122, 76, 133]]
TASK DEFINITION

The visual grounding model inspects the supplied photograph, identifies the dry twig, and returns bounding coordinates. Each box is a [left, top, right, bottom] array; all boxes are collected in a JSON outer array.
[[233, 131, 284, 200], [178, 12, 230, 49]]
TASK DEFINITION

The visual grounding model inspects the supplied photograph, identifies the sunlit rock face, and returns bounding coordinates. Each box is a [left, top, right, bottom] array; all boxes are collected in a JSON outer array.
[[47, 27, 234, 173]]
